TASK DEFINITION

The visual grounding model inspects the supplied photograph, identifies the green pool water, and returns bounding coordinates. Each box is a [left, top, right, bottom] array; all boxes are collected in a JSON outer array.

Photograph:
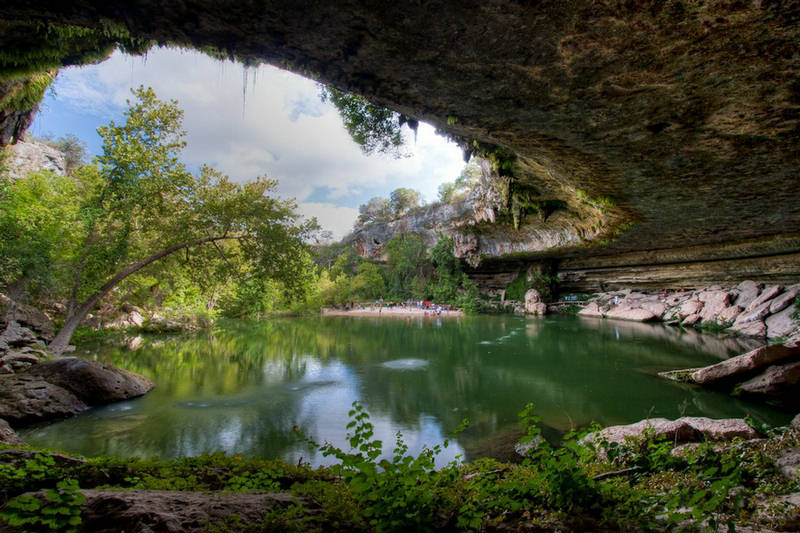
[[19, 315, 790, 466]]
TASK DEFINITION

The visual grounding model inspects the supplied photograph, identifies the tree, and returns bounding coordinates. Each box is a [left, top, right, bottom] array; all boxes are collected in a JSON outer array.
[[384, 233, 429, 300], [389, 188, 421, 216], [319, 86, 410, 158], [356, 196, 392, 227], [38, 87, 317, 353]]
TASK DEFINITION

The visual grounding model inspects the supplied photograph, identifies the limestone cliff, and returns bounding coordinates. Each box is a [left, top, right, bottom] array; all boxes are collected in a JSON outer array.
[[0, 1, 798, 288]]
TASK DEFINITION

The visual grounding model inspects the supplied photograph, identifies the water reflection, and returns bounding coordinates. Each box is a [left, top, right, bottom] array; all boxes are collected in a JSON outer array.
[[20, 316, 788, 465]]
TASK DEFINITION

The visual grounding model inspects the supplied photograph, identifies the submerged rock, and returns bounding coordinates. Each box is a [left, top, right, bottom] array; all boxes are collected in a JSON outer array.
[[737, 361, 800, 400]]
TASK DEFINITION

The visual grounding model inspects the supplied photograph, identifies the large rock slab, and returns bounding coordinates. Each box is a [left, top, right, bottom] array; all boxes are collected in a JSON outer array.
[[744, 285, 783, 314], [692, 342, 800, 385], [78, 490, 302, 533], [583, 417, 759, 448], [0, 418, 26, 446], [698, 290, 732, 323], [578, 302, 604, 318], [770, 287, 799, 314], [766, 305, 798, 339], [729, 319, 767, 337], [27, 357, 154, 405], [737, 361, 800, 399], [604, 306, 657, 322], [0, 375, 86, 425], [734, 281, 762, 310]]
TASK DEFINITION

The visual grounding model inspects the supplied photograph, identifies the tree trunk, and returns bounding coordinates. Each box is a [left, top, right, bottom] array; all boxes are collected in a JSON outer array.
[[48, 235, 243, 355]]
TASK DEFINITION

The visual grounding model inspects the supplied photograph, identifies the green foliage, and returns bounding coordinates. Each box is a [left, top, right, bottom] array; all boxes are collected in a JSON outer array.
[[0, 170, 84, 293], [298, 401, 467, 533], [0, 479, 84, 533], [3, 87, 318, 347], [384, 233, 430, 300], [504, 270, 557, 302], [0, 72, 55, 112], [319, 86, 407, 158]]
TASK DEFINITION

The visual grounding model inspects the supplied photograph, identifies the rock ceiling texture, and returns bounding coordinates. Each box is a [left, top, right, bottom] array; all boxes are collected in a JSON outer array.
[[1, 1, 799, 280]]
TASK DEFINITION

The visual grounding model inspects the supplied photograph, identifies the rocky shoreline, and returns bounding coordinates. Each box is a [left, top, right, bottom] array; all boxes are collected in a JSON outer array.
[[574, 280, 799, 340]]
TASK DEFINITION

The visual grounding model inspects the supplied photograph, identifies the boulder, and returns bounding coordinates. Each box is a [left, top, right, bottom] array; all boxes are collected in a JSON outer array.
[[766, 305, 797, 339], [524, 289, 546, 315], [677, 299, 704, 320], [0, 375, 87, 425], [734, 281, 762, 309], [78, 490, 302, 533], [583, 417, 759, 448], [604, 306, 657, 322], [128, 310, 144, 328], [698, 290, 732, 323], [691, 342, 800, 385], [682, 313, 701, 326], [27, 357, 154, 405], [717, 305, 743, 324], [639, 300, 666, 318], [770, 287, 799, 314], [773, 448, 800, 481], [735, 299, 774, 325], [0, 418, 26, 446], [754, 492, 800, 532], [578, 302, 604, 318], [0, 294, 55, 341], [792, 413, 800, 430], [737, 361, 800, 399], [743, 284, 783, 314], [729, 320, 767, 337]]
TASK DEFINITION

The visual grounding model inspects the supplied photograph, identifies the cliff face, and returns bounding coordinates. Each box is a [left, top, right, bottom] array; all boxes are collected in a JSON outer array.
[[1, 1, 798, 289]]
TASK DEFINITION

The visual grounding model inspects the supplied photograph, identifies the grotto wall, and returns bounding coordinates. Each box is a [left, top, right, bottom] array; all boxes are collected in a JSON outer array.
[[1, 1, 798, 285]]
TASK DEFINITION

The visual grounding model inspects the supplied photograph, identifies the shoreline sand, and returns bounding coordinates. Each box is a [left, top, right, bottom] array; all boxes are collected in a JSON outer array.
[[321, 307, 464, 318]]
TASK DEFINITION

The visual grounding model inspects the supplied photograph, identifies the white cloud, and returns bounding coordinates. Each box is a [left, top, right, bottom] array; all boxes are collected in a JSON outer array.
[[42, 47, 465, 236], [297, 203, 359, 240]]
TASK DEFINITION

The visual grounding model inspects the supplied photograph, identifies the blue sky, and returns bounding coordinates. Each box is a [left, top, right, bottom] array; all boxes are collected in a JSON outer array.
[[30, 47, 465, 239]]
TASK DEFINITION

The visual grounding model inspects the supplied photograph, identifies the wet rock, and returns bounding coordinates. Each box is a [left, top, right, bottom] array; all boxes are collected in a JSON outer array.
[[605, 306, 657, 322], [0, 418, 26, 446], [737, 361, 800, 399], [729, 320, 767, 337], [583, 417, 759, 448], [691, 342, 800, 385], [734, 281, 762, 309], [77, 490, 303, 533], [578, 302, 604, 318], [766, 305, 797, 339], [0, 375, 86, 425], [27, 357, 154, 405]]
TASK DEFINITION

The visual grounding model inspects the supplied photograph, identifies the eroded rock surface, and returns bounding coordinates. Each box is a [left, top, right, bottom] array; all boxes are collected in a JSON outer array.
[[27, 357, 154, 405], [583, 417, 760, 448], [0, 418, 26, 446], [0, 375, 87, 425], [78, 490, 303, 533]]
